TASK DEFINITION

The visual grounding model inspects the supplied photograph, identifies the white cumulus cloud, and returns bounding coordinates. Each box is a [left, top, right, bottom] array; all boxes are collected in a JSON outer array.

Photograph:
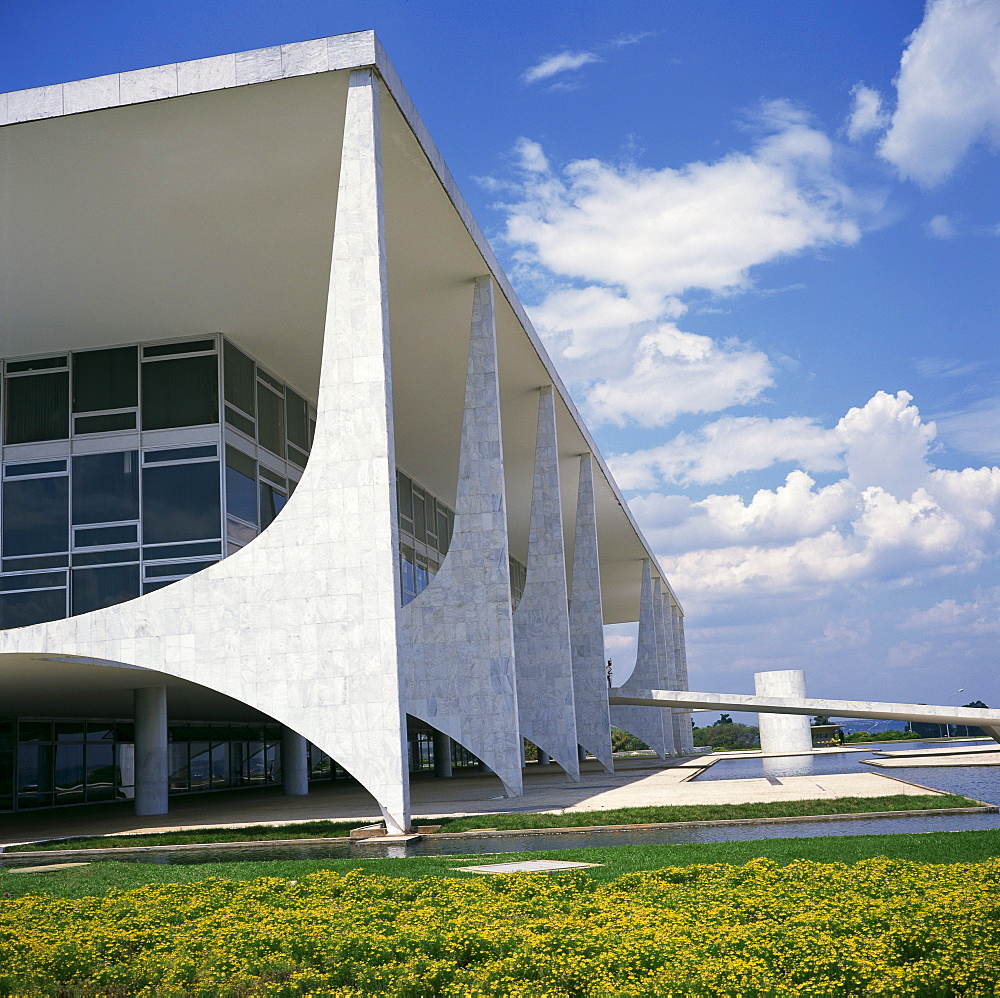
[[879, 0, 1000, 187], [927, 214, 956, 238], [626, 392, 1000, 595], [522, 50, 600, 84], [497, 103, 872, 427], [846, 83, 888, 140]]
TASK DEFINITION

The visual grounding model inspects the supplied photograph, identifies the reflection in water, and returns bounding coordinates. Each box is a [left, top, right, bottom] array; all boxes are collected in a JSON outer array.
[[761, 755, 814, 778]]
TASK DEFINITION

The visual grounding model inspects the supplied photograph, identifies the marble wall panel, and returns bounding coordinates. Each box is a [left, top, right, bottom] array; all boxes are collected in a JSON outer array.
[[400, 277, 524, 797], [569, 453, 614, 772], [512, 387, 580, 782], [0, 68, 412, 834], [610, 560, 671, 757]]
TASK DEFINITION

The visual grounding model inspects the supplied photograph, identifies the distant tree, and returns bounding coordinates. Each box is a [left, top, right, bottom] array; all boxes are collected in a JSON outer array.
[[964, 700, 989, 709], [811, 715, 833, 726], [611, 727, 650, 753], [692, 721, 759, 751], [718, 713, 733, 724]]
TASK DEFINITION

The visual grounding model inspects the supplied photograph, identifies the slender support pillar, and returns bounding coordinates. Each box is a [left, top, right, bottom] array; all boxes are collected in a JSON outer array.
[[513, 386, 580, 782], [673, 604, 695, 753], [610, 561, 670, 758], [537, 750, 551, 766], [433, 731, 453, 778], [400, 276, 523, 797], [569, 453, 614, 772], [755, 670, 813, 754], [282, 727, 309, 796], [134, 686, 168, 816], [578, 744, 587, 763]]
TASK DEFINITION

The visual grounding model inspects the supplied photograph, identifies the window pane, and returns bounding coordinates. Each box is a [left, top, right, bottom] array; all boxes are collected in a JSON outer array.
[[0, 588, 67, 628], [226, 446, 257, 525], [141, 355, 218, 430], [72, 564, 140, 615], [142, 462, 221, 543], [74, 412, 137, 434], [143, 339, 214, 358], [75, 525, 138, 547], [257, 384, 284, 456], [72, 451, 139, 525], [397, 473, 413, 522], [7, 356, 66, 373], [2, 476, 68, 555], [412, 488, 426, 543], [260, 483, 287, 529], [72, 346, 138, 412], [5, 372, 69, 444], [286, 390, 309, 449], [223, 341, 256, 416]]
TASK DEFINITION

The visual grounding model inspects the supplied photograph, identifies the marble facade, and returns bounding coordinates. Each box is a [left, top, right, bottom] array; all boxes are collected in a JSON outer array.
[[0, 32, 693, 829]]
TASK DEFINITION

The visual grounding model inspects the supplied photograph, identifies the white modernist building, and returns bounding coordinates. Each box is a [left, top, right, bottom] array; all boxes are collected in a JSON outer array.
[[0, 32, 692, 832]]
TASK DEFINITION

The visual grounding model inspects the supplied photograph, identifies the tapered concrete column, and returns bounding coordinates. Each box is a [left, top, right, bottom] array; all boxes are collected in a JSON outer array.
[[675, 606, 695, 753], [755, 670, 813, 754], [610, 561, 670, 757], [433, 731, 453, 778], [513, 386, 580, 781], [401, 276, 523, 797], [133, 686, 168, 816], [282, 727, 309, 796], [569, 453, 614, 773]]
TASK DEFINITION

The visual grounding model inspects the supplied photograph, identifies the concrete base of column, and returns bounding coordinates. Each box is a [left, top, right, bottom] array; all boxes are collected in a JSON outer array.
[[433, 731, 453, 778], [282, 727, 309, 796], [134, 686, 168, 816], [754, 670, 813, 754]]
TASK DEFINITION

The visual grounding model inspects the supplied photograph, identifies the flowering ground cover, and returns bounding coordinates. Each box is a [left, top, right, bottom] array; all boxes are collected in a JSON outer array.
[[2, 856, 999, 995]]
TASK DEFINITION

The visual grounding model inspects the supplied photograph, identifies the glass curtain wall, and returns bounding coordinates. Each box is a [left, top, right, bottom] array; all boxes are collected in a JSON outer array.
[[0, 336, 314, 627]]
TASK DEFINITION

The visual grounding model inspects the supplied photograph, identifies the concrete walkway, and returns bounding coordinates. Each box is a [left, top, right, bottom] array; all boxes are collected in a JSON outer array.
[[0, 754, 940, 848]]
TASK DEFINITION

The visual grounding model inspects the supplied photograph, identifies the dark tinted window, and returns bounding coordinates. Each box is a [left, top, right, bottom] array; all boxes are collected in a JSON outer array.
[[257, 384, 284, 456], [72, 346, 138, 412], [225, 447, 257, 525], [223, 341, 256, 416], [2, 476, 69, 555], [286, 390, 309, 449], [72, 564, 140, 615], [0, 588, 66, 629], [72, 451, 139, 525], [142, 462, 221, 543], [5, 372, 69, 444], [141, 356, 218, 430], [260, 482, 287, 529]]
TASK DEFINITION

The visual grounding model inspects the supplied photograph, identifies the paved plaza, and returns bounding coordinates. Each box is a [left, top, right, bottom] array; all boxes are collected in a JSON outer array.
[[0, 754, 943, 848]]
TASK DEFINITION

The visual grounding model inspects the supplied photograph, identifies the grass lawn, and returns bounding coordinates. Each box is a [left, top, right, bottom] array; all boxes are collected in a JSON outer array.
[[4, 827, 1000, 900], [6, 793, 979, 852]]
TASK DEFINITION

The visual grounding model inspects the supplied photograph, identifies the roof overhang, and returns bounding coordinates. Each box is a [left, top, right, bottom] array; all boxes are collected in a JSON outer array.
[[0, 32, 679, 623]]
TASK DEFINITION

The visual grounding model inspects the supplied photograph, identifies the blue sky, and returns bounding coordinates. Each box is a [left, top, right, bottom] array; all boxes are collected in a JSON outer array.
[[2, 1, 998, 709]]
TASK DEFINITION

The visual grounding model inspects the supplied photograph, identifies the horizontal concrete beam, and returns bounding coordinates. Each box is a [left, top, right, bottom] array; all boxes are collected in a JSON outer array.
[[609, 688, 1000, 730]]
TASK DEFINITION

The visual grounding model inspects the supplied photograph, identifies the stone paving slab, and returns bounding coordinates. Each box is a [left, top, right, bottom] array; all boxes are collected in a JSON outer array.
[[866, 753, 1000, 768], [456, 860, 602, 874]]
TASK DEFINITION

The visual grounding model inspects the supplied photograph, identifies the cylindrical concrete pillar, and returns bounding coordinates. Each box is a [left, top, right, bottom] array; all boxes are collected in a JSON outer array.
[[282, 727, 309, 796], [537, 750, 551, 766], [134, 686, 169, 816], [578, 744, 587, 763], [754, 670, 813, 755], [433, 731, 453, 778]]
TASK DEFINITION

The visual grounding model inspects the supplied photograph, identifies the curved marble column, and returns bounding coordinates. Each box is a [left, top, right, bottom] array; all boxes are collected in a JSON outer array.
[[0, 68, 412, 834], [569, 454, 614, 772], [400, 276, 523, 797], [512, 387, 580, 782], [610, 560, 671, 758], [672, 602, 695, 753]]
